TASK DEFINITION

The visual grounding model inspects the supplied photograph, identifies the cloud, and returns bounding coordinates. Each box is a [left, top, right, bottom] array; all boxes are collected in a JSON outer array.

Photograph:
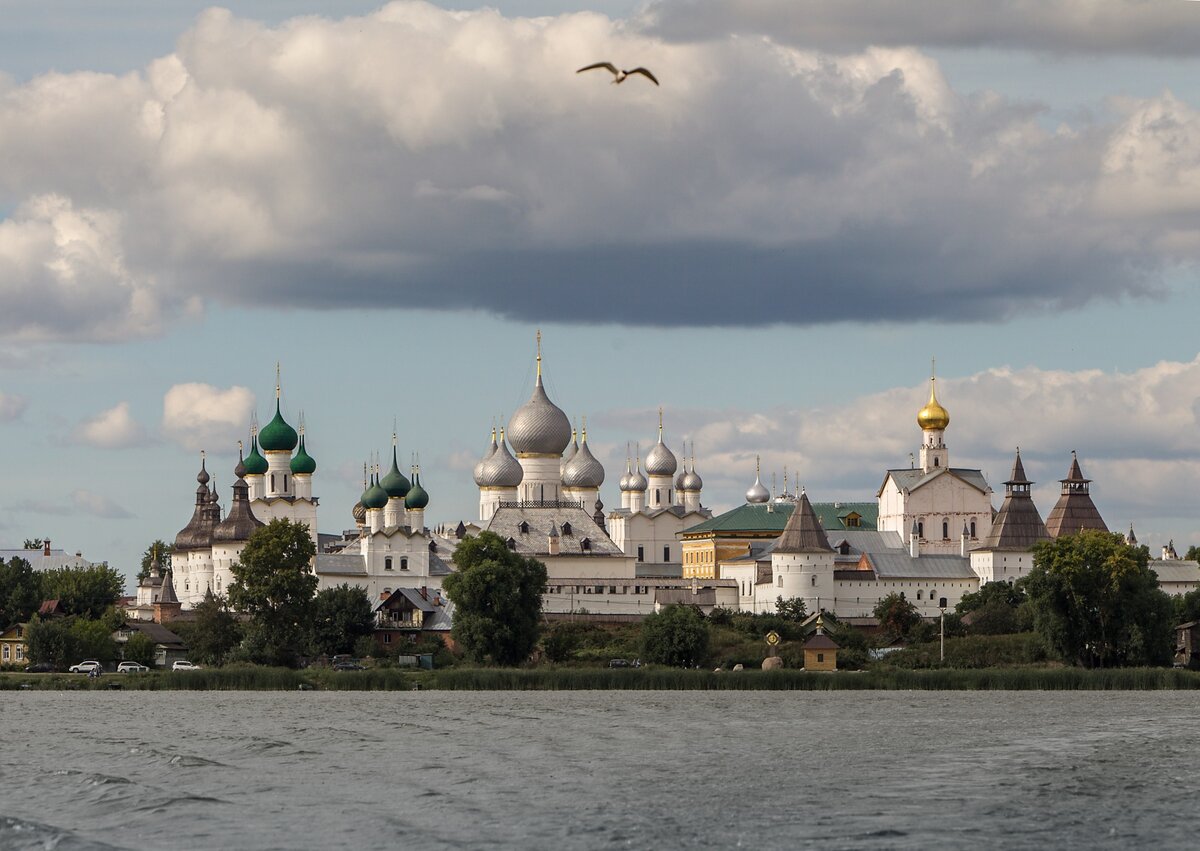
[[0, 392, 28, 422], [0, 2, 1199, 336], [0, 195, 168, 342], [161, 382, 255, 452], [9, 489, 134, 519], [587, 355, 1200, 543], [70, 401, 148, 449], [645, 0, 1200, 56]]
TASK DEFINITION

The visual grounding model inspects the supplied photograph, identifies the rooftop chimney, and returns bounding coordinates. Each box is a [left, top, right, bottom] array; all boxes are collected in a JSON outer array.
[[43, 539, 51, 557]]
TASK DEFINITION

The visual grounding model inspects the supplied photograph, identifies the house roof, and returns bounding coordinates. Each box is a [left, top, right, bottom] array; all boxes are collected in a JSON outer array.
[[376, 587, 439, 613], [123, 621, 187, 649], [803, 633, 840, 650], [682, 501, 877, 537], [0, 549, 94, 571], [655, 588, 718, 607], [834, 531, 976, 579], [879, 467, 991, 498], [1150, 559, 1200, 585], [485, 506, 624, 557]]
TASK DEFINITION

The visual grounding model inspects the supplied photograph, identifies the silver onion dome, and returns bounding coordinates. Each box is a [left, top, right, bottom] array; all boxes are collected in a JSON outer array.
[[746, 458, 770, 504], [478, 430, 523, 488], [645, 436, 677, 476], [627, 460, 648, 492], [507, 374, 572, 456], [618, 455, 633, 491], [473, 429, 499, 487], [560, 429, 579, 476], [562, 436, 605, 489], [681, 457, 703, 492]]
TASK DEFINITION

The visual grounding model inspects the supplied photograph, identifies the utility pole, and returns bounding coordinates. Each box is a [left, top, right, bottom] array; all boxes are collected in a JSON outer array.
[[939, 597, 948, 663]]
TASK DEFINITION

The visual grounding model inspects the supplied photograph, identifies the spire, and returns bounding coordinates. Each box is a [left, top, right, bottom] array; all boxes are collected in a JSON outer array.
[[275, 361, 281, 399], [658, 406, 664, 440], [535, 329, 542, 382]]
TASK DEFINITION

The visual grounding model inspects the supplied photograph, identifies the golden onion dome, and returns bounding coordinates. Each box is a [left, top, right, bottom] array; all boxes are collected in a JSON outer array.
[[917, 378, 950, 431]]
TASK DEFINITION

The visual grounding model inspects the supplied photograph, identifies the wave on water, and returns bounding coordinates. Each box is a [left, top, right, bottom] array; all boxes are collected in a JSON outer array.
[[0, 815, 129, 851]]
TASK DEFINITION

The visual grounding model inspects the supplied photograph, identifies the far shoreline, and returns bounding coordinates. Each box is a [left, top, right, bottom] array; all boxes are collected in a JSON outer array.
[[4, 666, 1200, 692]]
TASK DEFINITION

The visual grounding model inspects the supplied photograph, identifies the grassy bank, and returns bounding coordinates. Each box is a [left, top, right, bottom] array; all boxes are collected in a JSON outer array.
[[5, 665, 1200, 691]]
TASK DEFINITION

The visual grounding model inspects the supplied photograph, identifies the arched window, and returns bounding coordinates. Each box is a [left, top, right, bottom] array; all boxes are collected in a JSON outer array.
[[270, 474, 276, 491], [970, 519, 977, 538], [777, 576, 784, 588], [811, 576, 817, 587], [942, 520, 949, 540], [400, 558, 409, 571], [284, 474, 288, 491], [917, 521, 924, 538], [917, 590, 923, 600], [934, 458, 939, 467], [384, 557, 393, 571], [655, 489, 661, 503]]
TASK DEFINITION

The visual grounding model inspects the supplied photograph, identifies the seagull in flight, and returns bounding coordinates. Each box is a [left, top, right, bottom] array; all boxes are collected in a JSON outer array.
[[576, 62, 659, 86]]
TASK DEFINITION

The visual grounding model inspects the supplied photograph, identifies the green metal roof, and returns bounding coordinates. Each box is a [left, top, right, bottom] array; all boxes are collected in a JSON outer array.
[[682, 501, 878, 536]]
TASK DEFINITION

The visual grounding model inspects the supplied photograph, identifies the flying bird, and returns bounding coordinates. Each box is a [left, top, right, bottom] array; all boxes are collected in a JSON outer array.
[[576, 62, 659, 86]]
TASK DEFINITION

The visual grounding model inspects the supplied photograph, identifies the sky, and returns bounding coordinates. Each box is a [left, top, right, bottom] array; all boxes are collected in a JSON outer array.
[[4, 0, 1200, 586]]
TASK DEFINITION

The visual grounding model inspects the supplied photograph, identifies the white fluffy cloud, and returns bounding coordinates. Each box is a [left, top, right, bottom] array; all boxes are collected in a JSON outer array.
[[646, 0, 1200, 55], [70, 401, 148, 449], [0, 2, 1198, 338], [161, 382, 255, 452], [0, 391, 28, 422]]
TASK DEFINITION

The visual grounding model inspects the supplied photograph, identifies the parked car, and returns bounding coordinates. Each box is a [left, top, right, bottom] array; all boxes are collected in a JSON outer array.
[[333, 662, 365, 671], [24, 662, 54, 673], [69, 660, 103, 674], [608, 658, 632, 668], [171, 660, 201, 671], [117, 661, 150, 673]]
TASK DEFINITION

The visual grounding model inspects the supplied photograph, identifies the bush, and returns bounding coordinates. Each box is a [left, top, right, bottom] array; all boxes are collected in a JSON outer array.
[[641, 605, 709, 667], [123, 632, 157, 667], [542, 622, 586, 663]]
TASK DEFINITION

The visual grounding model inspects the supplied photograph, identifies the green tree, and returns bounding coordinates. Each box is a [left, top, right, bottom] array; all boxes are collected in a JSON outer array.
[[873, 592, 922, 639], [0, 557, 43, 628], [123, 632, 157, 667], [311, 584, 375, 657], [138, 540, 174, 583], [956, 580, 1027, 614], [640, 604, 710, 667], [775, 596, 808, 622], [25, 617, 80, 669], [1185, 545, 1200, 563], [227, 519, 318, 667], [1175, 586, 1200, 625], [1026, 530, 1175, 668], [40, 564, 125, 619], [70, 617, 119, 664], [173, 590, 243, 666], [22, 539, 44, 550], [443, 532, 547, 666]]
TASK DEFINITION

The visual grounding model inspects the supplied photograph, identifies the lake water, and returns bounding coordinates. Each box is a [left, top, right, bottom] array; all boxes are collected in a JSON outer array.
[[2, 691, 1198, 850]]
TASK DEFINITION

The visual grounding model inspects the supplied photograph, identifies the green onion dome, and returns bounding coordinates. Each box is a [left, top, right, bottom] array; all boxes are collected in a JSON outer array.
[[258, 400, 298, 452], [405, 469, 429, 510], [362, 473, 389, 510], [290, 434, 316, 475], [243, 434, 269, 476], [380, 447, 411, 498]]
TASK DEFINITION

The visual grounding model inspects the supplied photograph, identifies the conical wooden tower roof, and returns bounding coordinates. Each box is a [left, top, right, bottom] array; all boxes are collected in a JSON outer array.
[[1045, 451, 1107, 537], [979, 450, 1050, 550], [775, 491, 833, 554]]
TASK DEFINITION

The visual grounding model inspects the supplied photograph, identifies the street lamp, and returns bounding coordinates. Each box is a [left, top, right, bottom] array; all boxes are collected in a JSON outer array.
[[938, 597, 948, 663]]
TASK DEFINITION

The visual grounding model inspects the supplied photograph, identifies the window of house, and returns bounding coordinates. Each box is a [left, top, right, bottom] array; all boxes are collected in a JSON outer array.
[[817, 653, 824, 663], [917, 590, 923, 600], [934, 458, 939, 467], [385, 557, 393, 571], [506, 537, 516, 550], [777, 576, 783, 587], [270, 474, 276, 491], [2, 645, 9, 661], [383, 634, 391, 644], [581, 538, 591, 551], [561, 522, 572, 536], [637, 546, 644, 562], [401, 558, 409, 570], [970, 520, 977, 538], [519, 521, 529, 534], [918, 521, 924, 538], [284, 474, 288, 491], [811, 576, 817, 587], [942, 520, 949, 539], [655, 489, 661, 503], [663, 546, 670, 561]]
